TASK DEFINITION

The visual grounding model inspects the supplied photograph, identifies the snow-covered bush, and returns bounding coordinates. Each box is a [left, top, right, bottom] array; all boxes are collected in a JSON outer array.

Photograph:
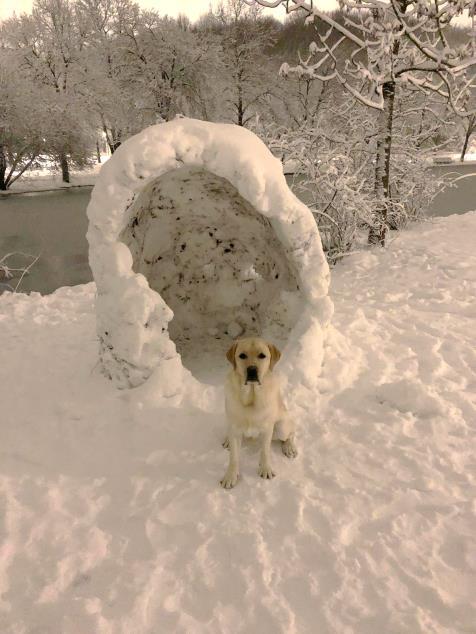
[[276, 129, 375, 262], [253, 93, 378, 263]]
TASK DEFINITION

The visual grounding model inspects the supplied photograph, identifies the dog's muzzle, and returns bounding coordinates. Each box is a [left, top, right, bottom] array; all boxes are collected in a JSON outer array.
[[245, 365, 260, 384]]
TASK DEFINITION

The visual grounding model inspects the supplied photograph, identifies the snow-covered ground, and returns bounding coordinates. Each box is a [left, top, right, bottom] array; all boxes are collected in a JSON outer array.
[[432, 152, 476, 164], [1, 212, 475, 633], [1, 159, 107, 194]]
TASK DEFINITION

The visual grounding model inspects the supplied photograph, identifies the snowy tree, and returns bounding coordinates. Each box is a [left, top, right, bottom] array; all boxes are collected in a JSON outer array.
[[204, 0, 279, 126], [2, 0, 93, 182], [114, 10, 221, 125], [0, 59, 46, 190], [384, 89, 456, 226], [2, 0, 222, 170], [74, 0, 142, 152], [282, 70, 330, 126], [259, 52, 332, 128], [255, 63, 455, 260], [248, 0, 476, 245]]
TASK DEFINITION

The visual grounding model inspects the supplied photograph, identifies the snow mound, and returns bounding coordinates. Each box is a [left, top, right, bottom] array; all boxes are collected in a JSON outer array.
[[86, 118, 332, 403]]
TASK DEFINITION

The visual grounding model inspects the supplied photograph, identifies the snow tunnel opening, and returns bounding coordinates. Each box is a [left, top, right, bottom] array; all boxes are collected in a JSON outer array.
[[119, 166, 304, 385]]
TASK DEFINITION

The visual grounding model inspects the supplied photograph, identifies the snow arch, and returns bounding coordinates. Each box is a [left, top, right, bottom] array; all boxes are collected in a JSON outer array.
[[87, 118, 333, 406]]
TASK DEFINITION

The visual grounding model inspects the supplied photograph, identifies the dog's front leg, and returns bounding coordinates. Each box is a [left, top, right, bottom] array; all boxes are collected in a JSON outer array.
[[258, 425, 275, 480], [220, 432, 241, 489]]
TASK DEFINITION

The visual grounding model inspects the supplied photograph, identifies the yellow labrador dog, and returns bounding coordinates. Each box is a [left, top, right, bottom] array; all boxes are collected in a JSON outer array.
[[220, 337, 297, 489]]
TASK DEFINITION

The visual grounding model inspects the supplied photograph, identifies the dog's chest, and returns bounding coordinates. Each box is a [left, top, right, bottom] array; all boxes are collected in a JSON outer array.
[[240, 408, 270, 437], [225, 373, 281, 436], [229, 391, 278, 435], [243, 425, 261, 439]]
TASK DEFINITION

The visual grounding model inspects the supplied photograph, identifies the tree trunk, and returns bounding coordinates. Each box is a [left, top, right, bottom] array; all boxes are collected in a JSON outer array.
[[96, 140, 102, 164], [369, 80, 396, 246], [111, 139, 121, 153], [237, 90, 244, 126], [60, 152, 70, 183], [236, 66, 244, 126], [110, 128, 121, 153], [459, 115, 475, 162], [102, 122, 121, 154], [0, 145, 7, 190], [460, 134, 470, 162]]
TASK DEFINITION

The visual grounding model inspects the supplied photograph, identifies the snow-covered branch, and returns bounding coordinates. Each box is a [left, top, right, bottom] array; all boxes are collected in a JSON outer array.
[[0, 252, 40, 292], [249, 0, 476, 115]]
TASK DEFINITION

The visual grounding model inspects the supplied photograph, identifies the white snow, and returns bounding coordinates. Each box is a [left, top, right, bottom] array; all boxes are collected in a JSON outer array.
[[1, 212, 475, 632], [87, 118, 332, 399]]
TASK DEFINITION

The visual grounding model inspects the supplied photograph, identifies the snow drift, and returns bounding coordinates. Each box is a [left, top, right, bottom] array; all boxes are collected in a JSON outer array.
[[86, 118, 332, 403]]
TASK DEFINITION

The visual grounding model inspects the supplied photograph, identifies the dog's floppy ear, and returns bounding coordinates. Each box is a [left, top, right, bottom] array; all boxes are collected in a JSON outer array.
[[267, 342, 281, 370], [226, 342, 238, 368]]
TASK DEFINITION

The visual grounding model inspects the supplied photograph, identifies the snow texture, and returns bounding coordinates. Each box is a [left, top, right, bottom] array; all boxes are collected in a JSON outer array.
[[1, 212, 475, 632], [86, 118, 332, 402]]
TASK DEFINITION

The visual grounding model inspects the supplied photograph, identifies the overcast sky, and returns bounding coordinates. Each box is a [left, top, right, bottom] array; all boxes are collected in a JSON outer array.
[[0, 0, 341, 22], [1, 0, 470, 25]]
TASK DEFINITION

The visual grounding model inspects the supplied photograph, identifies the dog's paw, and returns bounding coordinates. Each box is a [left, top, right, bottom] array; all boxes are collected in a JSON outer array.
[[220, 469, 239, 489], [282, 438, 298, 459], [222, 437, 230, 449], [258, 464, 276, 479]]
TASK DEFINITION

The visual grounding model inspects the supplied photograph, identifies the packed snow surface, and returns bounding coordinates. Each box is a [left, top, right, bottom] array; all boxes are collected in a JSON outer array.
[[1, 213, 475, 633]]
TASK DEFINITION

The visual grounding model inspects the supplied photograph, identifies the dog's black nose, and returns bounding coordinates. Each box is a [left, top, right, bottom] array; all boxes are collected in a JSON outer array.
[[246, 365, 259, 382]]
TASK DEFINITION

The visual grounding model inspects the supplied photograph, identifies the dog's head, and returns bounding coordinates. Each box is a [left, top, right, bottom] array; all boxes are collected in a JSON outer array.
[[226, 337, 281, 385]]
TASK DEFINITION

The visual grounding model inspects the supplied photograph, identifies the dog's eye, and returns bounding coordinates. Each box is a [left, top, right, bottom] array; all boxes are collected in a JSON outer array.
[[258, 353, 267, 359], [238, 353, 247, 359]]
